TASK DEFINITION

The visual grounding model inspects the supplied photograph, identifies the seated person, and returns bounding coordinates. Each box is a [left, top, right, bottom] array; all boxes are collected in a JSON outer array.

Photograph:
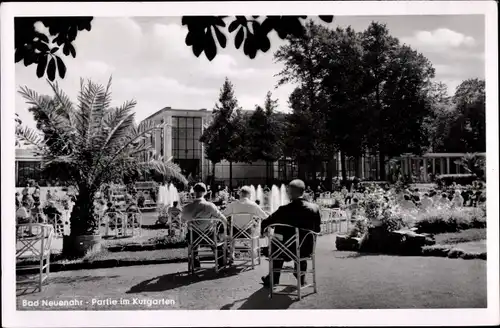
[[181, 183, 228, 268], [43, 201, 62, 226], [16, 200, 31, 224], [437, 193, 451, 207], [420, 193, 433, 211], [400, 194, 417, 211], [452, 190, 464, 208], [223, 186, 268, 236], [261, 179, 321, 288], [15, 192, 20, 210]]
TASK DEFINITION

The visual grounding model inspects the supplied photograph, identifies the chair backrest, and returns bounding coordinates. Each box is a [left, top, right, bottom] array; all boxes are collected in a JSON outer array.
[[187, 218, 227, 247], [16, 223, 54, 259], [320, 209, 332, 221], [264, 223, 318, 261], [230, 213, 260, 239]]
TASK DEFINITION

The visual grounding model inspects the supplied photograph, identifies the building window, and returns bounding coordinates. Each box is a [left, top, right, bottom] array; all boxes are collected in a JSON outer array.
[[172, 116, 203, 177]]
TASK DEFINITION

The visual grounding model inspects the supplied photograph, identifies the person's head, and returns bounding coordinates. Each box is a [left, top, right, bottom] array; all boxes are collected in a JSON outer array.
[[21, 200, 29, 208], [193, 182, 207, 198], [404, 194, 411, 201], [442, 193, 448, 198], [287, 179, 306, 200], [15, 192, 19, 197], [353, 198, 359, 203], [255, 199, 261, 205], [239, 186, 252, 199], [107, 202, 113, 208], [424, 193, 429, 198], [173, 201, 179, 207], [455, 190, 461, 196]]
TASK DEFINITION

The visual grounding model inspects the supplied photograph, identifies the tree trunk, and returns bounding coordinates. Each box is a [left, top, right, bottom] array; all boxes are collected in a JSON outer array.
[[229, 161, 233, 191], [265, 161, 270, 186], [340, 151, 348, 186], [63, 186, 98, 257], [298, 158, 306, 181], [378, 152, 386, 181], [354, 155, 360, 178], [326, 159, 334, 191], [212, 162, 216, 189]]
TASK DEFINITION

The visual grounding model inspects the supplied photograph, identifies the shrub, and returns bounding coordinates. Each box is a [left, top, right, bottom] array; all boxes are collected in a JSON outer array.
[[436, 174, 477, 188], [147, 235, 187, 248], [415, 207, 486, 234]]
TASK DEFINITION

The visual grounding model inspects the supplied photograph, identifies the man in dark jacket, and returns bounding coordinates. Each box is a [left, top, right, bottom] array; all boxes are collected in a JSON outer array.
[[261, 179, 321, 287]]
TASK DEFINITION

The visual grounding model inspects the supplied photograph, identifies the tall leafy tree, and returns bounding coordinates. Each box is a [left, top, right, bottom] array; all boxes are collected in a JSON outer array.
[[452, 78, 486, 152], [361, 22, 435, 180], [247, 92, 285, 184], [320, 27, 368, 183], [16, 78, 187, 255], [275, 20, 331, 182], [361, 22, 400, 180], [199, 78, 242, 189]]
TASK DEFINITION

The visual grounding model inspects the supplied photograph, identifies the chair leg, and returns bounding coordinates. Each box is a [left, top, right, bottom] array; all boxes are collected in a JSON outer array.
[[312, 255, 317, 293], [251, 239, 255, 269], [296, 262, 302, 300], [269, 256, 273, 299]]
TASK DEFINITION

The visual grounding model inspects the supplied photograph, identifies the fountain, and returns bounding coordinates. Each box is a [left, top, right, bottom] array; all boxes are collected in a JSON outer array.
[[256, 185, 264, 206], [280, 184, 289, 206], [250, 185, 257, 202], [270, 185, 281, 213], [169, 183, 179, 205], [157, 184, 168, 205]]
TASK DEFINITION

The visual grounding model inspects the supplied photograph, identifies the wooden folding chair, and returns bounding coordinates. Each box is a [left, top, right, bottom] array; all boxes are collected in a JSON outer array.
[[187, 218, 228, 275], [16, 224, 54, 292], [265, 224, 319, 300], [229, 214, 261, 269]]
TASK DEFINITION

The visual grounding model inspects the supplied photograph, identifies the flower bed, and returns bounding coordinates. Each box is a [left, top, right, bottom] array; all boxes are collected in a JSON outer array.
[[414, 206, 486, 234]]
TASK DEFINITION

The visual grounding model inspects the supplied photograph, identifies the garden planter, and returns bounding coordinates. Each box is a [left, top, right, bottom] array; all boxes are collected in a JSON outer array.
[[63, 234, 102, 257], [335, 235, 361, 251]]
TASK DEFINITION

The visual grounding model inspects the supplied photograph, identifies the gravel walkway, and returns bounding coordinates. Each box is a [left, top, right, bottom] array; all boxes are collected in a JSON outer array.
[[17, 234, 486, 310]]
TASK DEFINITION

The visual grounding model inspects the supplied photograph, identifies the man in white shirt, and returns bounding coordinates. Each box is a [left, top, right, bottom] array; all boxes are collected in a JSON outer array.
[[452, 190, 464, 208], [420, 193, 434, 211], [181, 183, 227, 268], [223, 186, 268, 233]]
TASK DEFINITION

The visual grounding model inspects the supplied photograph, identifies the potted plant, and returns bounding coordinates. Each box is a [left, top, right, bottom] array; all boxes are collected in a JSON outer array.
[[17, 78, 188, 257]]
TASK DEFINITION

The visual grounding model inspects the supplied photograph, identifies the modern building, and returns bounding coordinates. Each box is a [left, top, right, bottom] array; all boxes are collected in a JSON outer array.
[[140, 107, 273, 187]]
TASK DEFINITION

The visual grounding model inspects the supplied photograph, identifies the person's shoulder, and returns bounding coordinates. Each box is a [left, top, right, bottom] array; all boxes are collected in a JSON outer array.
[[301, 199, 320, 212]]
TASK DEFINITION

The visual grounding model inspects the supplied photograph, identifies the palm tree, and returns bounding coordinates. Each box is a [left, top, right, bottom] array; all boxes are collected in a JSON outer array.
[[17, 77, 187, 255], [454, 153, 486, 180]]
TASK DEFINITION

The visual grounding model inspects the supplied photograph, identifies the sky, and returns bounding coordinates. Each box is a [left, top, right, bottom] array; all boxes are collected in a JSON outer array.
[[15, 15, 485, 132]]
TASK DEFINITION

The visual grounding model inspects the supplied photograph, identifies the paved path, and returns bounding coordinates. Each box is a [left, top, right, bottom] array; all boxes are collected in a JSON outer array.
[[17, 234, 486, 310]]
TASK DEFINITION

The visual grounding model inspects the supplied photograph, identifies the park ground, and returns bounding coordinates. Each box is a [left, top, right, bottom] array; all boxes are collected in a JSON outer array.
[[16, 234, 486, 310]]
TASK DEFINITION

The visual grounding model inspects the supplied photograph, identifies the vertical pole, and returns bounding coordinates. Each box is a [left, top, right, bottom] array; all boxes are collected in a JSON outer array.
[[446, 158, 450, 174], [432, 158, 436, 175], [440, 158, 445, 175], [423, 158, 428, 182]]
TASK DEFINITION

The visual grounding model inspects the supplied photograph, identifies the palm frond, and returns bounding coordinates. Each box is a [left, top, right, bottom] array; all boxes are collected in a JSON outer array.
[[16, 126, 45, 149], [100, 100, 137, 151], [140, 159, 188, 186]]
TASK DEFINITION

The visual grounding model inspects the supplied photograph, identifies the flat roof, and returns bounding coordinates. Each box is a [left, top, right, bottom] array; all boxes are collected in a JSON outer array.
[[142, 107, 211, 122]]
